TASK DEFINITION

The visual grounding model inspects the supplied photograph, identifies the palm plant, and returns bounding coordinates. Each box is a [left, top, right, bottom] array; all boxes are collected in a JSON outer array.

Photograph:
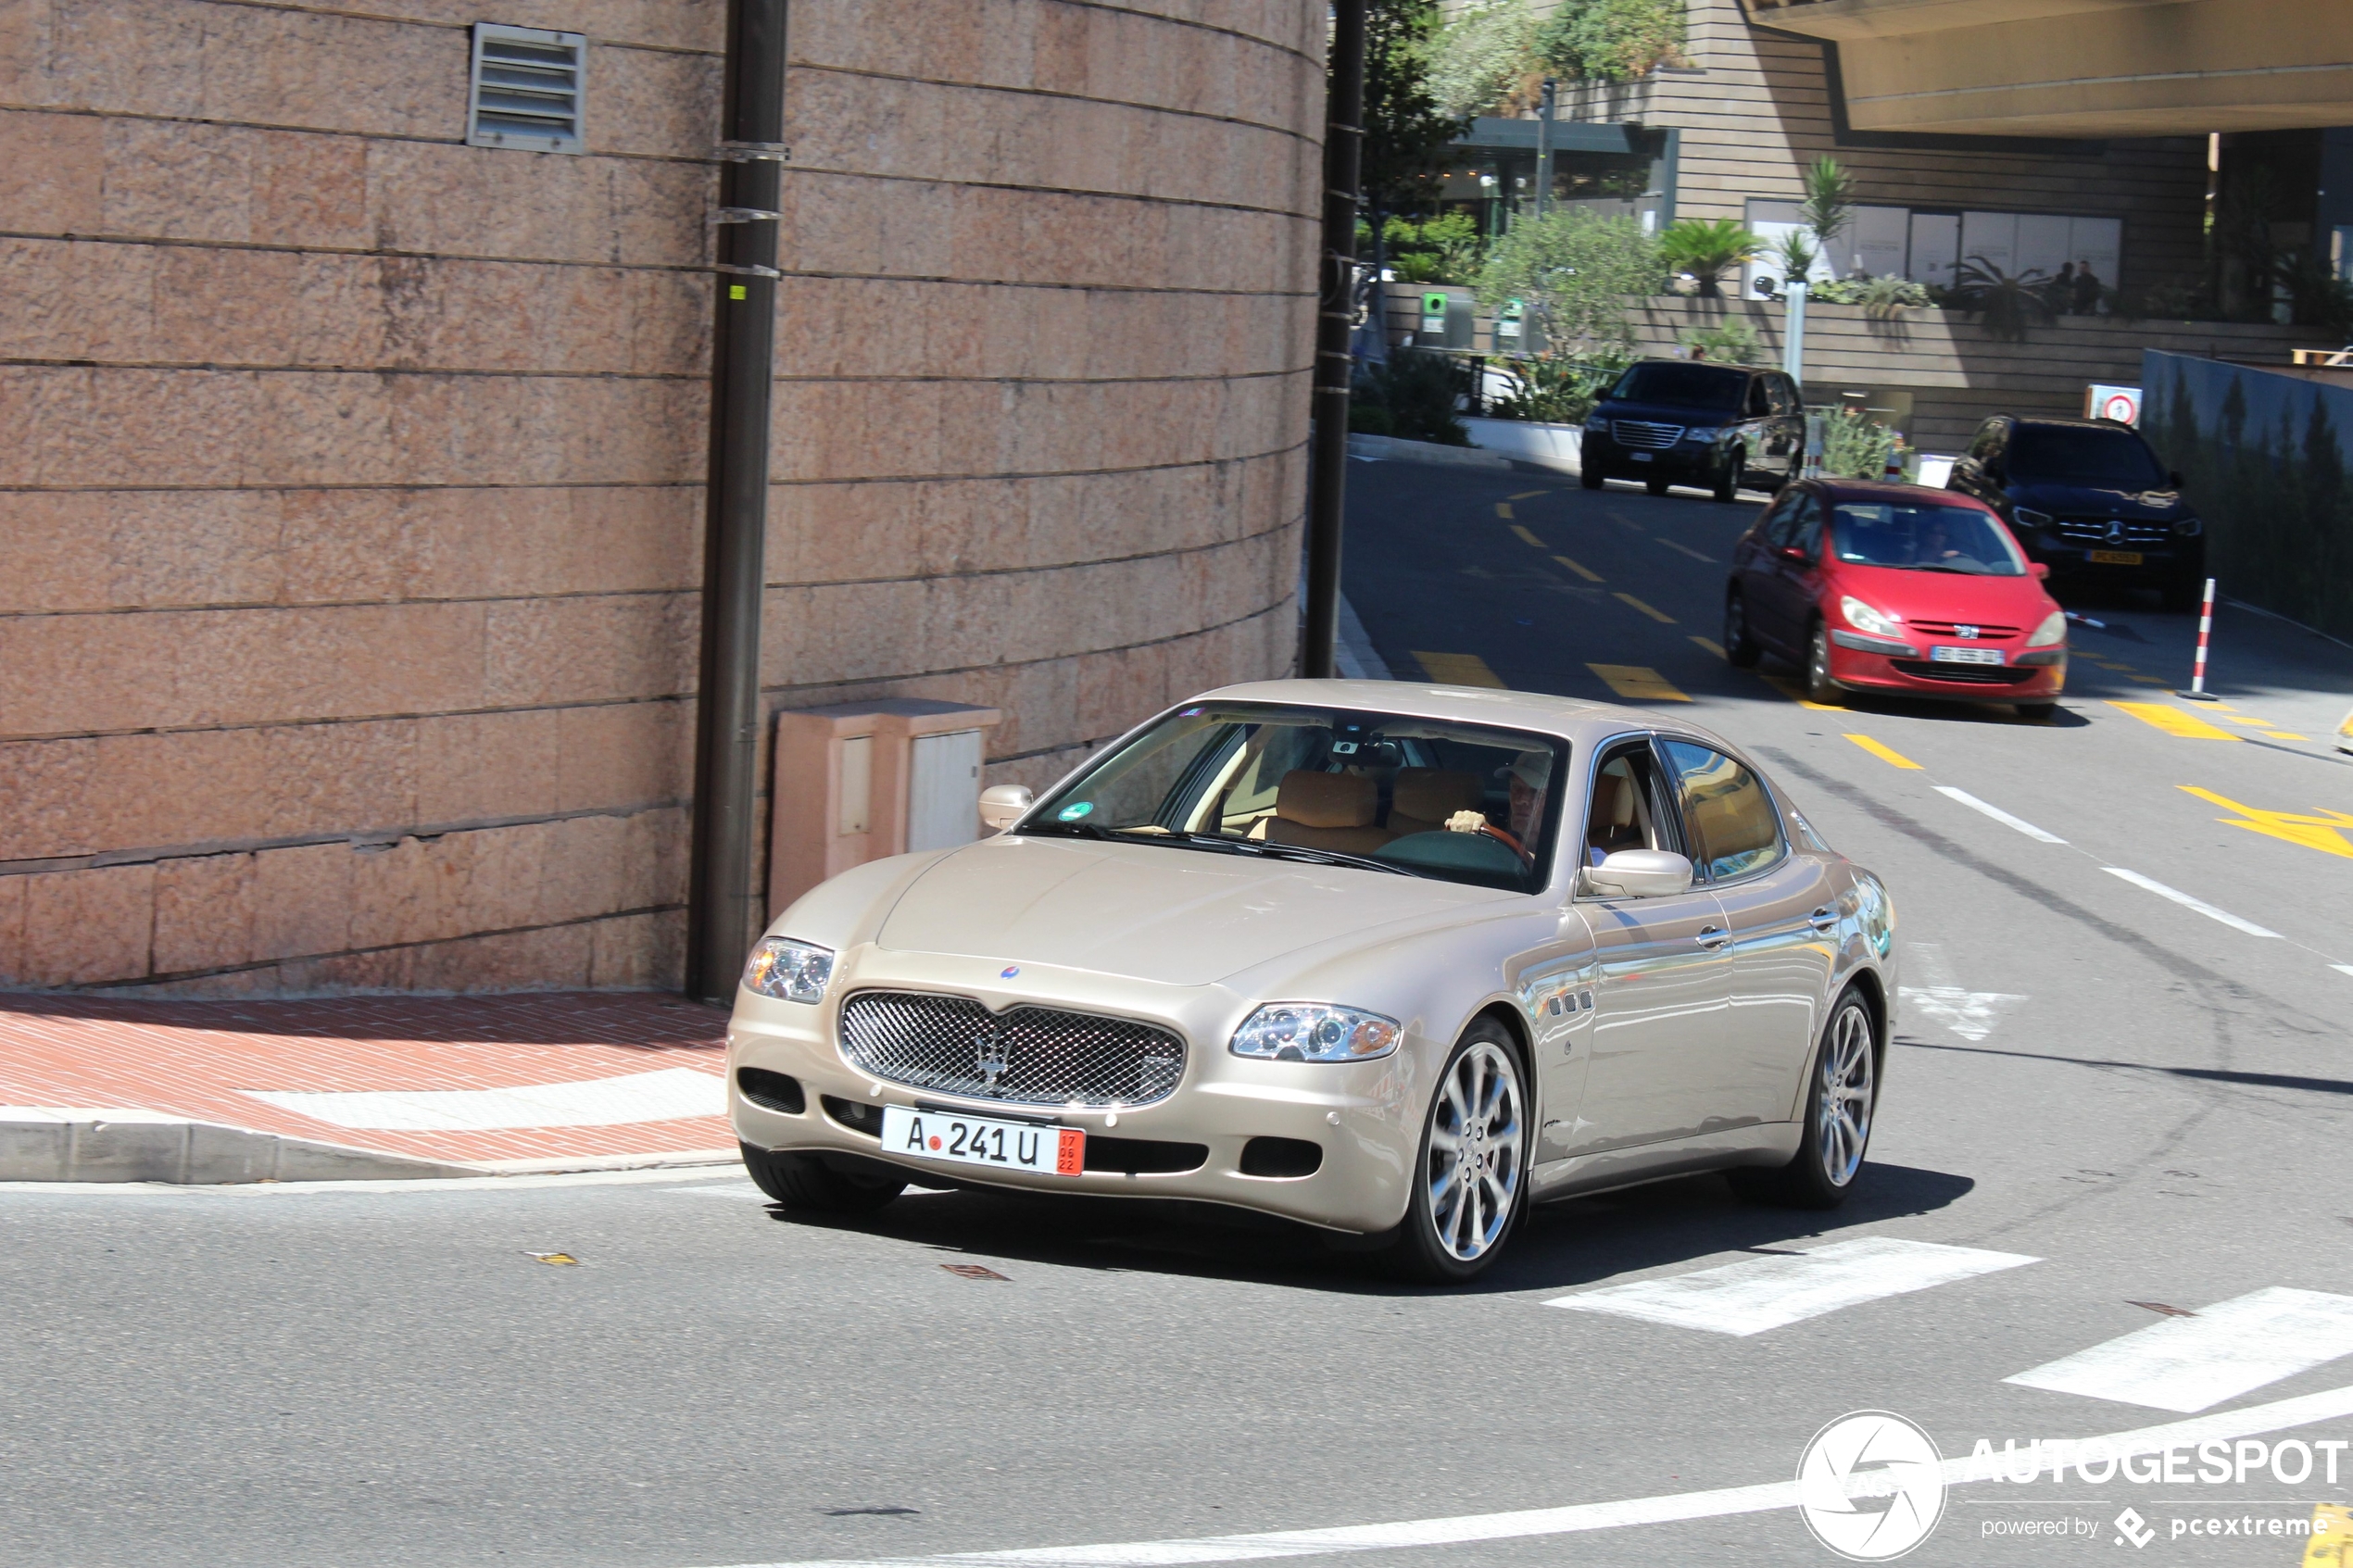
[[1772, 229, 1818, 290], [1658, 217, 1762, 299], [1799, 156, 1858, 273], [1955, 256, 2055, 342]]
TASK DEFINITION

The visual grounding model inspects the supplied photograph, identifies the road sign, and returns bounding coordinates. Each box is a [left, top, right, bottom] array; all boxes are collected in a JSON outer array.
[[2085, 383, 2141, 424]]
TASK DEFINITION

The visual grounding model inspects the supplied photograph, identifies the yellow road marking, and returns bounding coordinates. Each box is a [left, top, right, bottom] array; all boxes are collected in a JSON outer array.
[[2108, 701, 2240, 740], [1508, 489, 1545, 501], [1415, 651, 1506, 688], [2126, 675, 2171, 685], [1553, 554, 1603, 583], [2093, 660, 2137, 671], [1589, 663, 1691, 701], [1690, 635, 1726, 659], [2304, 1503, 2350, 1565], [1614, 592, 1677, 624], [1759, 673, 1843, 712], [1844, 734, 1923, 770], [2216, 713, 2284, 727], [2259, 732, 2311, 742], [1510, 523, 1545, 548], [1496, 502, 1514, 520]]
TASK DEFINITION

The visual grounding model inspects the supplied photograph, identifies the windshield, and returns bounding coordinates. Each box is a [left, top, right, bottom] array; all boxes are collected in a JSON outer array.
[[1830, 501, 2027, 576], [1023, 704, 1568, 894], [1607, 363, 1747, 411], [2008, 426, 2169, 489]]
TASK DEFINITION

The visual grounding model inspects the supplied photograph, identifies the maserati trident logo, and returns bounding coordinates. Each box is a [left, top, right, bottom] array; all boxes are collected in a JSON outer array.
[[975, 1023, 1010, 1090]]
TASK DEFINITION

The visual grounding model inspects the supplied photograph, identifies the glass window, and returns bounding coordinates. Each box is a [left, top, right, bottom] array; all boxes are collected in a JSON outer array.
[[1025, 703, 1569, 895], [1660, 741, 1782, 881], [1607, 363, 1749, 411], [1793, 495, 1826, 558], [1582, 744, 1674, 867], [1759, 491, 1804, 547], [1743, 379, 1772, 417], [2007, 424, 2169, 488], [1967, 420, 2002, 461], [1829, 500, 2026, 575]]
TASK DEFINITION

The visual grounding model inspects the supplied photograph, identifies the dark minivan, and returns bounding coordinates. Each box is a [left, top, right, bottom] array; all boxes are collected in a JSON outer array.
[[1580, 359, 1805, 502], [1945, 415, 2205, 610]]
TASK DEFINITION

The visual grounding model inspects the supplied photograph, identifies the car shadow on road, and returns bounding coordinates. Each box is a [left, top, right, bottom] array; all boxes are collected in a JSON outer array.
[[758, 1161, 1973, 1298]]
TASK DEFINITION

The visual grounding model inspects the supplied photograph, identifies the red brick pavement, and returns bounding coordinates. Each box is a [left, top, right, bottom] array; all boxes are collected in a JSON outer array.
[[0, 991, 736, 1170]]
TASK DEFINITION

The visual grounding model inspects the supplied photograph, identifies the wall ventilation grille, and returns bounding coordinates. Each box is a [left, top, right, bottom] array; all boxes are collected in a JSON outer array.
[[467, 23, 585, 154]]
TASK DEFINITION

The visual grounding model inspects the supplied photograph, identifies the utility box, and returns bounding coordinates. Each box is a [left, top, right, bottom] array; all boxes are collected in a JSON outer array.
[[769, 698, 1002, 917]]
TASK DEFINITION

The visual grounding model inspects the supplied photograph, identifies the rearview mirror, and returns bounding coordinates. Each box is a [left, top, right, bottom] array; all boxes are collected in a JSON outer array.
[[2029, 561, 2051, 581], [978, 784, 1034, 832], [1580, 849, 1694, 899]]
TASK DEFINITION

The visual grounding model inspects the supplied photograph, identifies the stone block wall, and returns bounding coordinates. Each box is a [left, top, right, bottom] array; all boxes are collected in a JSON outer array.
[[0, 0, 1320, 995]]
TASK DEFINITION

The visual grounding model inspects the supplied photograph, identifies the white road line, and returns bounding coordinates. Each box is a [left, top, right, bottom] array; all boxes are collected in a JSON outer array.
[[2006, 1287, 2353, 1412], [1931, 786, 2067, 844], [1657, 537, 1715, 563], [1898, 987, 2027, 1043], [1545, 1236, 2037, 1336], [694, 1381, 2353, 1568], [239, 1066, 726, 1131], [2332, 964, 2353, 979], [2100, 868, 2284, 939], [0, 1164, 740, 1198]]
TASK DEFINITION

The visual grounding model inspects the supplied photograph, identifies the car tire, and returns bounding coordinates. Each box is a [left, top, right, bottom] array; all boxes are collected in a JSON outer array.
[[740, 1142, 907, 1214], [1580, 464, 1605, 490], [1644, 476, 1670, 496], [1729, 988, 1877, 1210], [2015, 701, 2058, 720], [1805, 621, 1846, 707], [1723, 590, 1761, 668], [1712, 450, 1745, 504], [1378, 1018, 1528, 1284]]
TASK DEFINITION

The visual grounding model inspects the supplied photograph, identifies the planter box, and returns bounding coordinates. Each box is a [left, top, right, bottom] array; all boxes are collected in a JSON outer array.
[[1464, 418, 1582, 474]]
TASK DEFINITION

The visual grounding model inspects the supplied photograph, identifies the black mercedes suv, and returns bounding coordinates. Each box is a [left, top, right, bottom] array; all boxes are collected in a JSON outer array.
[[1945, 415, 2205, 610], [1579, 360, 1805, 502]]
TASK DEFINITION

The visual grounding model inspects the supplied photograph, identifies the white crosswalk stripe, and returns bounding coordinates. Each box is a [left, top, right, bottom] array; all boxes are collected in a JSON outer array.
[[239, 1066, 725, 1131], [1547, 1236, 2039, 1336], [2005, 1287, 2353, 1412]]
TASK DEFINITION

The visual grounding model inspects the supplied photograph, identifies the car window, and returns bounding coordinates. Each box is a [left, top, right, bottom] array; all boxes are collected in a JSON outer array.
[[1025, 703, 1569, 895], [1830, 500, 2025, 575], [1743, 379, 1772, 417], [1770, 375, 1799, 415], [2008, 425, 2169, 488], [1607, 363, 1748, 411], [1967, 420, 2003, 461], [1582, 743, 1675, 867], [1792, 494, 1826, 558], [1660, 741, 1782, 881], [1759, 491, 1804, 547]]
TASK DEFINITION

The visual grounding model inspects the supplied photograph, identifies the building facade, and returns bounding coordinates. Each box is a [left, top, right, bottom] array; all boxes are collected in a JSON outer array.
[[0, 0, 1322, 996]]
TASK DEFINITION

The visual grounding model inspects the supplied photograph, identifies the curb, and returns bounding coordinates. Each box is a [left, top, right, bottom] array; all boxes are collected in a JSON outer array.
[[1345, 433, 1511, 469], [1, 1108, 482, 1184]]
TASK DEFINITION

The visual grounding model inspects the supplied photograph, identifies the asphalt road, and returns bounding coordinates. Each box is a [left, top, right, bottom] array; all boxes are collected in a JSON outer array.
[[6, 458, 2353, 1568]]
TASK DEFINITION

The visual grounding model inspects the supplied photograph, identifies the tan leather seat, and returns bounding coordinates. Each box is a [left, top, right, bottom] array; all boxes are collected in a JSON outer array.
[[1265, 771, 1395, 855], [1387, 768, 1484, 836], [1587, 769, 1647, 858]]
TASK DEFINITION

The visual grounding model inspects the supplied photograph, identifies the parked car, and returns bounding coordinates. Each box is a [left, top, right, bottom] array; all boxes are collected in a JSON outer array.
[[1944, 415, 2205, 610], [728, 680, 1897, 1283], [1580, 359, 1805, 502], [1724, 478, 2069, 720]]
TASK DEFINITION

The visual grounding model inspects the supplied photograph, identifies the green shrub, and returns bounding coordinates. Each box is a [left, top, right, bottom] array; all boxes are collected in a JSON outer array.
[[1678, 319, 1767, 365], [1477, 207, 1662, 358], [1534, 0, 1687, 82], [1354, 349, 1472, 445], [1658, 218, 1761, 299], [1425, 0, 1540, 118], [1821, 408, 1902, 479], [1490, 351, 1629, 424]]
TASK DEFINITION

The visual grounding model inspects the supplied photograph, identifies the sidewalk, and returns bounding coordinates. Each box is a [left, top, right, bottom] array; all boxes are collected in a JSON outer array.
[[0, 991, 735, 1182]]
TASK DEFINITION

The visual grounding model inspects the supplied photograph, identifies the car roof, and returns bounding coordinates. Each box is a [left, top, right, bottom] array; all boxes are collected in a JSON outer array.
[[1188, 678, 1752, 757], [1998, 414, 2142, 433], [1806, 477, 1996, 510], [1624, 357, 1759, 374]]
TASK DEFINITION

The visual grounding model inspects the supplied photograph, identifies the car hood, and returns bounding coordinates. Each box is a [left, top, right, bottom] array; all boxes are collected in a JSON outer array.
[[2007, 479, 2185, 519], [1597, 398, 1744, 427], [875, 834, 1512, 986], [1831, 562, 2057, 625]]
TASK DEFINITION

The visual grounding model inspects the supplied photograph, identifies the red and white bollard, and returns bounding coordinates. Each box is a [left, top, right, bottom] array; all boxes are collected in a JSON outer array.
[[2182, 577, 2219, 700]]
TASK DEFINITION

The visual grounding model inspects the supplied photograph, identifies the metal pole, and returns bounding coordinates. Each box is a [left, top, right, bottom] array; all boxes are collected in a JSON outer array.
[[2183, 577, 2220, 699], [1535, 78, 1555, 222], [1782, 278, 1807, 388], [1300, 0, 1366, 680], [686, 0, 788, 1003]]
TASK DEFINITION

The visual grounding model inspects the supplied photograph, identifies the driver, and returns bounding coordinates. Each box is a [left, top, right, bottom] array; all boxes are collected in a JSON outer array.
[[1916, 513, 1963, 564], [1445, 750, 1551, 861]]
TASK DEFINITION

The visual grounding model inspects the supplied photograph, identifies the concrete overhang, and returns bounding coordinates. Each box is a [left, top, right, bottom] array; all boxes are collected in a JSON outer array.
[[1742, 0, 2353, 136]]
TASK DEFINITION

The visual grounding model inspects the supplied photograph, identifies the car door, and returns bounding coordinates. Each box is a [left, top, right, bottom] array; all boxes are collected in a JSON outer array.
[[1737, 375, 1774, 469], [1760, 374, 1802, 479], [1659, 738, 1835, 1128], [1748, 488, 1826, 655], [1734, 489, 1801, 651], [1565, 737, 1732, 1155]]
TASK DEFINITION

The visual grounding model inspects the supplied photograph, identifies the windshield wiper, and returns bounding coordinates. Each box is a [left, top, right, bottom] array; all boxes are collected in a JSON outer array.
[[1242, 840, 1419, 877], [1020, 820, 1115, 840]]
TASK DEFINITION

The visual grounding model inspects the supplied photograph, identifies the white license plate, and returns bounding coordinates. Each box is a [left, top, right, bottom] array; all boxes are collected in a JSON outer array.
[[1628, 451, 1654, 461], [1931, 645, 2005, 665], [880, 1104, 1083, 1176]]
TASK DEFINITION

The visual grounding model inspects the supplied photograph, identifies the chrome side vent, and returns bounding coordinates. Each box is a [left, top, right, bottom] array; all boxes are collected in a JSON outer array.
[[468, 24, 585, 154]]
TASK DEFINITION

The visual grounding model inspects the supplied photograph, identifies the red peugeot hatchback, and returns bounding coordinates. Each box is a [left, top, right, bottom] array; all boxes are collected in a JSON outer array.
[[1723, 479, 2068, 719]]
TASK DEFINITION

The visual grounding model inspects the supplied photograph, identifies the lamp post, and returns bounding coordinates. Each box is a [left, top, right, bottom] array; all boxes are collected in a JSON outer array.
[[1534, 78, 1556, 222]]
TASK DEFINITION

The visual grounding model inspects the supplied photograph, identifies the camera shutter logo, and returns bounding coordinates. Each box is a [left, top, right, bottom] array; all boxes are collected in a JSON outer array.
[[1795, 1411, 1946, 1561]]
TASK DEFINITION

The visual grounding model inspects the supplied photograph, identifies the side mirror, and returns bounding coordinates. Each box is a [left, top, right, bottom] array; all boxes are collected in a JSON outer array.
[[1580, 849, 1694, 899], [2029, 561, 2051, 581], [978, 784, 1034, 833], [1777, 545, 1810, 563]]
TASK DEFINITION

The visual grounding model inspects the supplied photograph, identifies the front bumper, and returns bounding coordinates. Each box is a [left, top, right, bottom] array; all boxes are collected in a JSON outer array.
[[1583, 435, 1727, 480], [726, 950, 1425, 1235], [2025, 533, 2203, 583], [1823, 638, 2065, 701]]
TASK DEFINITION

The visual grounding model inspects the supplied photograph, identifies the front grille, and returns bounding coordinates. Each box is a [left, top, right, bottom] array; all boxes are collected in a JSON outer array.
[[1611, 420, 1684, 450], [1890, 660, 2033, 685], [1909, 621, 2020, 639], [837, 990, 1187, 1109], [2053, 517, 2170, 546]]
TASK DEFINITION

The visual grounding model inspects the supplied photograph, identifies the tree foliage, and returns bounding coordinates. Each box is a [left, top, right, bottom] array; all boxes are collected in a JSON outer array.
[[1362, 0, 1468, 215], [1534, 0, 1688, 82], [1658, 217, 1761, 298], [1476, 207, 1662, 355], [1424, 0, 1540, 119]]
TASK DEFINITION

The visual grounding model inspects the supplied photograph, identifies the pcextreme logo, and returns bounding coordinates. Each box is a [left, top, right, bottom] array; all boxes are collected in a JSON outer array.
[[1797, 1411, 1947, 1561]]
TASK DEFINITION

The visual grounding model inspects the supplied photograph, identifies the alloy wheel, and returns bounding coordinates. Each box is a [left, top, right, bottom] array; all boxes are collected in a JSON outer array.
[[1424, 1040, 1524, 1261], [1815, 1004, 1875, 1187]]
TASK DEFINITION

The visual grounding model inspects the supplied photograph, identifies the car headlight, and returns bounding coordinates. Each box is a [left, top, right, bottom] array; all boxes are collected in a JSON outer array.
[[742, 936, 834, 1004], [1229, 1003, 1401, 1063], [1682, 425, 1722, 442], [1840, 595, 1906, 640], [2014, 507, 2052, 527], [2173, 515, 2202, 537], [2025, 609, 2067, 648], [1583, 413, 1608, 433]]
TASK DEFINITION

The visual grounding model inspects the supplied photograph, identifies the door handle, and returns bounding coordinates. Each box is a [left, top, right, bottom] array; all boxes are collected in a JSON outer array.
[[1808, 906, 1838, 930], [1697, 925, 1731, 949]]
